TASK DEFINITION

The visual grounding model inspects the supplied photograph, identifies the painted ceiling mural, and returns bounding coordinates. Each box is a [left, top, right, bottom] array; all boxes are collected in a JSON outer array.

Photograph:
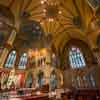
[[0, 0, 100, 53]]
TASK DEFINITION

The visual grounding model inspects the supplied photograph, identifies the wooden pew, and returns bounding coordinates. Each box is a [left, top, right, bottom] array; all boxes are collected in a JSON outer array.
[[61, 88, 100, 100]]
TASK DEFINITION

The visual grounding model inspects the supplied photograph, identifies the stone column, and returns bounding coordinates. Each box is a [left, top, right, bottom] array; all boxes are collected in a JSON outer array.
[[0, 30, 16, 68], [44, 64, 51, 85], [92, 48, 100, 66]]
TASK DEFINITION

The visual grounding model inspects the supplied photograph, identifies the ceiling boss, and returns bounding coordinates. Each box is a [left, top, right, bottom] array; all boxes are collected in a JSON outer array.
[[40, 0, 62, 22]]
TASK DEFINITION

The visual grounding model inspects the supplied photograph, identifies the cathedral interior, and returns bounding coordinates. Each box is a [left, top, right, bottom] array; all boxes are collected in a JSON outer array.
[[0, 0, 100, 100]]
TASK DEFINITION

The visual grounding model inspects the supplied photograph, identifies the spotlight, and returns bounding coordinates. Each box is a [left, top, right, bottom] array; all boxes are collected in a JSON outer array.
[[51, 91, 56, 96], [40, 22, 44, 25], [58, 11, 62, 14], [41, 0, 45, 4], [36, 91, 41, 95], [43, 9, 46, 13], [0, 22, 3, 25], [48, 18, 54, 22]]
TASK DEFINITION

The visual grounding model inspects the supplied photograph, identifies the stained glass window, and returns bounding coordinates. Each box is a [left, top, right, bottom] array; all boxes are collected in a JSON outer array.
[[50, 71, 57, 91], [84, 74, 96, 88], [77, 76, 81, 87], [26, 73, 33, 88], [18, 53, 27, 69], [5, 50, 16, 68], [90, 74, 96, 87], [88, 0, 100, 8], [38, 71, 45, 88], [69, 47, 86, 69]]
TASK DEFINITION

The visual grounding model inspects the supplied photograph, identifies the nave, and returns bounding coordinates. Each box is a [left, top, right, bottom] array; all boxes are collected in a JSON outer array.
[[0, 0, 100, 99]]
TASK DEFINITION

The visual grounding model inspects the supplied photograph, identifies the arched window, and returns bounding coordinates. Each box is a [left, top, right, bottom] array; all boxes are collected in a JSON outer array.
[[85, 74, 96, 88], [87, 0, 100, 9], [50, 70, 57, 91], [18, 53, 27, 69], [90, 74, 96, 87], [69, 47, 86, 69], [5, 50, 16, 68], [38, 71, 45, 88], [26, 73, 33, 88]]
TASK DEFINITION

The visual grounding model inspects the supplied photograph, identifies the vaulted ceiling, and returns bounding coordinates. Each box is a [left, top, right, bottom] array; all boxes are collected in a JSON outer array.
[[0, 0, 100, 54]]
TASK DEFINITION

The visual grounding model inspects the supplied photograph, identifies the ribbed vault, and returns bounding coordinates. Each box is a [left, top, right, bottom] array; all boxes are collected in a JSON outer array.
[[0, 0, 100, 54]]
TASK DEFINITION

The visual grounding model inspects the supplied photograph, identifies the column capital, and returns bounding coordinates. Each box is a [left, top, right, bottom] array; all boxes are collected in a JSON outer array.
[[4, 42, 13, 50]]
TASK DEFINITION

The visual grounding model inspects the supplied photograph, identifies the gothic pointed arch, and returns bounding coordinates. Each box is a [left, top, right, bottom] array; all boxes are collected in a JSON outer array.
[[18, 53, 28, 69], [5, 50, 16, 68], [50, 70, 58, 91]]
